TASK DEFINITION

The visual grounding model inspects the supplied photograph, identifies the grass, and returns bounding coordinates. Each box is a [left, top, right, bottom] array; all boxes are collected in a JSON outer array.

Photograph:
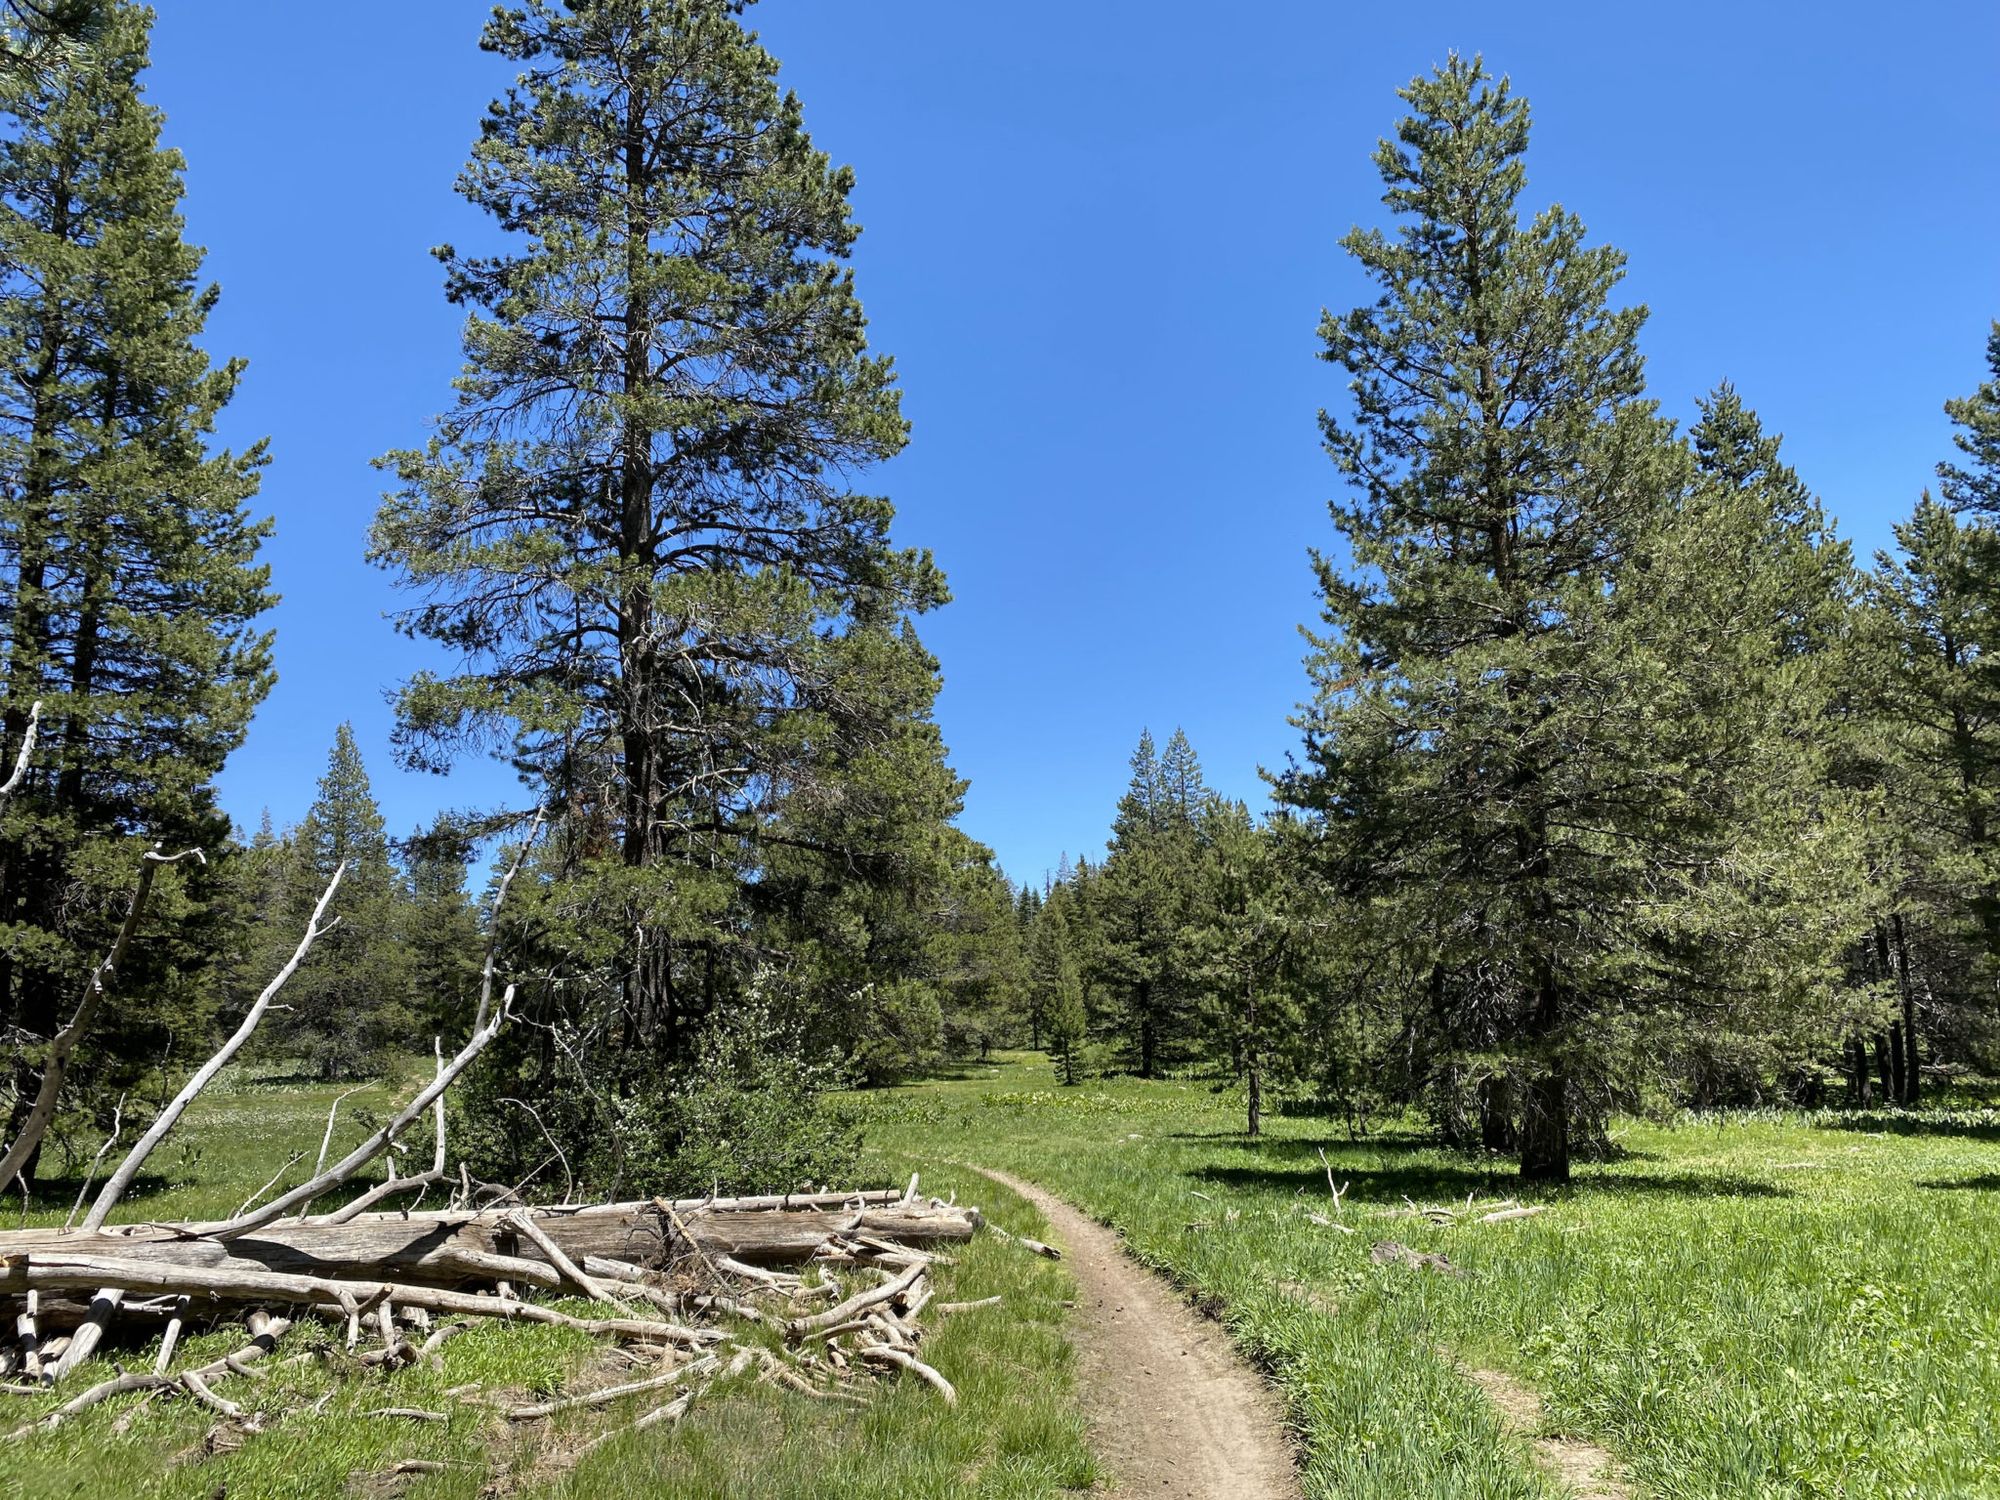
[[854, 1054, 2000, 1500], [11, 1054, 1996, 1497], [0, 1063, 1095, 1499]]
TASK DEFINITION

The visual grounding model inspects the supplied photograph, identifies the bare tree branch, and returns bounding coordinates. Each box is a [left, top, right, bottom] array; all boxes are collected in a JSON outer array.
[[0, 700, 40, 804], [82, 864, 346, 1232], [0, 845, 205, 1190]]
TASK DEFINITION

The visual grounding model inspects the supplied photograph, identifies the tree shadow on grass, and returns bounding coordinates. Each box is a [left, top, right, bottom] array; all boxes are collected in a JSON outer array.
[[1815, 1113, 2000, 1142], [11, 1171, 171, 1220], [1918, 1174, 2000, 1191], [1188, 1159, 1793, 1202], [1167, 1131, 1668, 1167]]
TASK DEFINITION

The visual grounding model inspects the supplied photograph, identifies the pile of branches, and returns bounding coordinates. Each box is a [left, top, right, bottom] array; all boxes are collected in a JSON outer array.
[[0, 1182, 985, 1445], [0, 778, 1016, 1446]]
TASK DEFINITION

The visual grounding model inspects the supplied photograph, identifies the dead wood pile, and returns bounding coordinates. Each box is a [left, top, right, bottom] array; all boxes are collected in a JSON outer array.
[[0, 808, 1035, 1449]]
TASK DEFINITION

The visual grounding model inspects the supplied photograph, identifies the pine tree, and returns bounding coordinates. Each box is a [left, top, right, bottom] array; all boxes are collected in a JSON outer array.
[[1862, 497, 2000, 1081], [1280, 55, 1707, 1179], [1099, 730, 1207, 1077], [1031, 899, 1086, 1086], [404, 824, 483, 1044], [275, 725, 409, 1078], [1939, 322, 2000, 518], [1184, 799, 1298, 1136], [934, 846, 1027, 1060], [0, 0, 273, 1173], [371, 0, 944, 1078], [0, 1, 99, 76]]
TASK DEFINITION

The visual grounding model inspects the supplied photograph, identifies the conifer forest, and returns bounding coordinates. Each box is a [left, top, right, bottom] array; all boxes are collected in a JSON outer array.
[[0, 3, 1995, 1497]]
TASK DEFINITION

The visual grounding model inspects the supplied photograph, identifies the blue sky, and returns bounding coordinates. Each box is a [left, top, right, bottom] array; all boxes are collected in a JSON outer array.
[[152, 1, 1999, 886]]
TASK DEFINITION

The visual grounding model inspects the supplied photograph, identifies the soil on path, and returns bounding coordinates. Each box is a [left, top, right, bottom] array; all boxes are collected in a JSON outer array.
[[975, 1167, 1300, 1500], [1457, 1361, 1632, 1500]]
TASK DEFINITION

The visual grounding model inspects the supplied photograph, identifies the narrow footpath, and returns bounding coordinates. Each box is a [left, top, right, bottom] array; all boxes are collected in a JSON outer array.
[[975, 1167, 1300, 1500]]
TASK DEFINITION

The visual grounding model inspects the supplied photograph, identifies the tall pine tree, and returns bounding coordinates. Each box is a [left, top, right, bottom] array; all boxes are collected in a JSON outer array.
[[0, 0, 273, 1173], [1281, 55, 1715, 1179], [273, 725, 410, 1078]]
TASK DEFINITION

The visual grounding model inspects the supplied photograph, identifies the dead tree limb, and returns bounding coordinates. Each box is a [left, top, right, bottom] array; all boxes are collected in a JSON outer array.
[[0, 846, 205, 1190], [311, 1168, 447, 1225], [503, 1355, 718, 1421], [430, 1038, 446, 1175], [503, 1210, 622, 1306], [474, 811, 541, 1035], [85, 864, 345, 1233], [0, 701, 39, 804], [204, 985, 515, 1240]]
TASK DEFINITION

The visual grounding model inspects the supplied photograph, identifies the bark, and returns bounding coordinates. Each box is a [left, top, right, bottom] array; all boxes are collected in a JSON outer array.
[[1244, 981, 1261, 1138], [1479, 1075, 1517, 1153], [1517, 1071, 1569, 1183], [1890, 913, 1921, 1105], [0, 1200, 977, 1291]]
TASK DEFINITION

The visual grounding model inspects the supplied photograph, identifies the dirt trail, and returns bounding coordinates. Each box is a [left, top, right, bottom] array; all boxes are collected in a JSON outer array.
[[975, 1167, 1299, 1500], [1458, 1362, 1631, 1500]]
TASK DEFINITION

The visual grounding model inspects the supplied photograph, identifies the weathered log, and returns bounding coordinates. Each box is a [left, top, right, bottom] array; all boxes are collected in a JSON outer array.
[[0, 1201, 976, 1301], [0, 1253, 722, 1347]]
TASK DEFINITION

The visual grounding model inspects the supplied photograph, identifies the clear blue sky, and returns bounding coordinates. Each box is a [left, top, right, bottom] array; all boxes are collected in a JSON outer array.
[[152, 1, 1999, 885]]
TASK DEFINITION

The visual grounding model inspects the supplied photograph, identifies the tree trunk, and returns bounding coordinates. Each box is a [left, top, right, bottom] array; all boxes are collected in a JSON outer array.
[[1517, 1071, 1568, 1183], [1244, 980, 1260, 1138], [1890, 913, 1921, 1105], [1873, 1033, 1893, 1103], [1888, 1023, 1906, 1107], [1479, 1074, 1516, 1152]]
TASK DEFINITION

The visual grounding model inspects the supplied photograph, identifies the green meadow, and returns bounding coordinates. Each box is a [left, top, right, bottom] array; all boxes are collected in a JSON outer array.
[[4, 1057, 1996, 1498]]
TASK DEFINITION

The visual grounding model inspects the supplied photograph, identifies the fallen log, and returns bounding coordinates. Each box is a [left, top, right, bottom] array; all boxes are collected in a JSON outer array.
[[0, 1200, 976, 1304]]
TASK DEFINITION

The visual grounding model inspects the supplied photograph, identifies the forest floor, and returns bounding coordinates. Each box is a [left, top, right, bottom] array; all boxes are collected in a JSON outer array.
[[5, 1056, 1997, 1498], [858, 1054, 2000, 1500]]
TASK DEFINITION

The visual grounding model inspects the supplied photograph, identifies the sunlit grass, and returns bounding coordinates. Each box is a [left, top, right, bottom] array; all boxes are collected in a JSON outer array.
[[854, 1054, 2000, 1500], [0, 1066, 1095, 1500]]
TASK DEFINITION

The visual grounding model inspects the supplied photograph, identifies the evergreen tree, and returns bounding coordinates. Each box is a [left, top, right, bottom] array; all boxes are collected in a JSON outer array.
[[1184, 799, 1298, 1136], [373, 1, 953, 1185], [1280, 55, 1764, 1179], [0, 1, 99, 76], [403, 824, 483, 1044], [934, 847, 1027, 1060], [1013, 883, 1044, 1045], [1939, 321, 2000, 518], [1099, 730, 1207, 1077], [1030, 899, 1086, 1086], [0, 0, 273, 1173], [1860, 496, 2000, 1083], [274, 725, 409, 1078]]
